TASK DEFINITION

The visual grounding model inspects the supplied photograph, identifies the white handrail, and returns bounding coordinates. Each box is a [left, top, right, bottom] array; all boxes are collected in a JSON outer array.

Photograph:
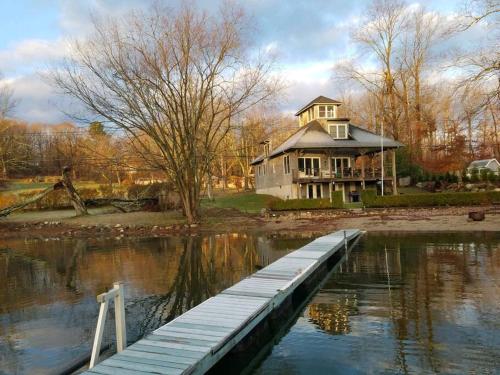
[[89, 282, 127, 369]]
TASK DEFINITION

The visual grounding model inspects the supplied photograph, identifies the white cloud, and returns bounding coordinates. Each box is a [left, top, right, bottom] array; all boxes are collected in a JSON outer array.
[[0, 38, 69, 73]]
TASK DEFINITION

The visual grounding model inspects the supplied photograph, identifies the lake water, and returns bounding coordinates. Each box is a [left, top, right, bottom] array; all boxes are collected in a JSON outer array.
[[1, 232, 499, 375], [249, 232, 500, 375], [0, 233, 312, 374]]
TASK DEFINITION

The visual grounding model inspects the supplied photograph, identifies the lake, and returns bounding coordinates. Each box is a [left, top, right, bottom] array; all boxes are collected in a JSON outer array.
[[1, 232, 499, 374], [0, 233, 312, 374], [249, 232, 500, 375]]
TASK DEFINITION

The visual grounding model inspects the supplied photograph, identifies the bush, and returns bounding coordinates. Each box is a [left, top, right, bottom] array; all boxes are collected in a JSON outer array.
[[470, 168, 480, 183], [361, 190, 500, 208], [268, 191, 344, 211], [127, 183, 167, 199], [480, 169, 489, 182]]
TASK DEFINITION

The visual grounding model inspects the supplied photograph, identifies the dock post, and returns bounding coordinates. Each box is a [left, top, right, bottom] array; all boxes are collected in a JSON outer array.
[[89, 295, 109, 368], [114, 282, 127, 352], [89, 282, 127, 369]]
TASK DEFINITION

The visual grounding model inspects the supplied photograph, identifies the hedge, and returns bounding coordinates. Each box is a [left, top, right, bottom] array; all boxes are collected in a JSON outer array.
[[361, 190, 500, 208], [268, 191, 344, 211]]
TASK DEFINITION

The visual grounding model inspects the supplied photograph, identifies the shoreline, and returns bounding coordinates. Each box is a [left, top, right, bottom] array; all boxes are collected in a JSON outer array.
[[1, 205, 499, 240]]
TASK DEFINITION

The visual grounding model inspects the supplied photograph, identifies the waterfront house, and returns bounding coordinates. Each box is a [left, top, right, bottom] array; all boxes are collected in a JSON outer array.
[[466, 158, 500, 176], [251, 96, 404, 202]]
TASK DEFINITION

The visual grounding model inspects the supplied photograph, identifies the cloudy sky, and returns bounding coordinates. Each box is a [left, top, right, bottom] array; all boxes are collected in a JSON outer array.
[[0, 0, 486, 124]]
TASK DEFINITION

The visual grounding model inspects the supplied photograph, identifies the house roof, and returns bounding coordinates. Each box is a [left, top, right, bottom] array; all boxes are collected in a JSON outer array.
[[294, 96, 342, 116], [251, 120, 404, 165], [467, 158, 499, 169]]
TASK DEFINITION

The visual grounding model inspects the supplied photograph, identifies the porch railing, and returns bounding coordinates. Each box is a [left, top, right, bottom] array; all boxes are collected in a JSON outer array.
[[292, 168, 386, 179]]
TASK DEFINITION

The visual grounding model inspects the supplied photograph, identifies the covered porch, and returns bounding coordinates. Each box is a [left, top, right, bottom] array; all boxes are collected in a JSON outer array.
[[293, 147, 399, 202]]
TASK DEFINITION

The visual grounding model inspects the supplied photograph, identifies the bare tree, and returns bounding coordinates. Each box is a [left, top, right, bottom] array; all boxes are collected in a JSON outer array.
[[453, 0, 499, 110], [349, 0, 408, 140], [51, 4, 279, 223], [0, 72, 17, 119]]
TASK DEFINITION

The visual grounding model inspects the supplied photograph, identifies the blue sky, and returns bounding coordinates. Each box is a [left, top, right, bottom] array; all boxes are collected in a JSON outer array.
[[0, 0, 486, 124]]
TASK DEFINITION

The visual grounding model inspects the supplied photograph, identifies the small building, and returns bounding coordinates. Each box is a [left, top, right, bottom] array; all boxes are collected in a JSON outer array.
[[251, 96, 404, 202], [466, 158, 500, 176]]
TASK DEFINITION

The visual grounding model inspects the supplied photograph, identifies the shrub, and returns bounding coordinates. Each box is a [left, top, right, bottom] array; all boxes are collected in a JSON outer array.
[[268, 191, 344, 211], [470, 168, 480, 183], [361, 190, 500, 208], [98, 184, 113, 198], [127, 183, 168, 199], [480, 169, 489, 182]]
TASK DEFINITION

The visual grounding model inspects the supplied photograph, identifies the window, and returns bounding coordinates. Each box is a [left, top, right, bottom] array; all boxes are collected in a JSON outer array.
[[264, 143, 270, 156], [306, 184, 322, 199], [283, 155, 290, 174], [328, 124, 348, 139], [318, 105, 335, 118], [258, 164, 267, 176], [298, 157, 320, 176], [331, 157, 350, 175]]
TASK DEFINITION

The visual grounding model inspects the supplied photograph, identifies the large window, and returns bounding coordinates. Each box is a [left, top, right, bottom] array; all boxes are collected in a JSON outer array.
[[331, 157, 350, 174], [328, 124, 348, 139], [283, 155, 290, 174], [318, 105, 335, 118], [298, 157, 320, 176]]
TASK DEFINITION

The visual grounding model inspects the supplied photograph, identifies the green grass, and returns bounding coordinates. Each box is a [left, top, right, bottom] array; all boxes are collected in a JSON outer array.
[[201, 192, 276, 214], [1, 181, 52, 192]]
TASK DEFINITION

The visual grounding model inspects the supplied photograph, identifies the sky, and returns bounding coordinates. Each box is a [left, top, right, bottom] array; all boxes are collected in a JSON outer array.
[[0, 0, 487, 124]]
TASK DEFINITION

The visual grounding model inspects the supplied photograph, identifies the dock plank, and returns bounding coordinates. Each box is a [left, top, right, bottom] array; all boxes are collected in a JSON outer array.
[[83, 229, 361, 375]]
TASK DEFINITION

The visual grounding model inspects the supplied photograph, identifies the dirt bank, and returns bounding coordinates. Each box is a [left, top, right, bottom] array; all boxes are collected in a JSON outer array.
[[0, 206, 498, 240]]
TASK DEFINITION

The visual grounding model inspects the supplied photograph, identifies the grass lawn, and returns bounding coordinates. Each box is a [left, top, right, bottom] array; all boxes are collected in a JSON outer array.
[[0, 180, 108, 195], [201, 192, 276, 214]]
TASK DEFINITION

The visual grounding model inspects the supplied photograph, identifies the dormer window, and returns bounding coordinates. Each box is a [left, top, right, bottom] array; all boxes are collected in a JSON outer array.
[[328, 124, 348, 139], [318, 105, 336, 118]]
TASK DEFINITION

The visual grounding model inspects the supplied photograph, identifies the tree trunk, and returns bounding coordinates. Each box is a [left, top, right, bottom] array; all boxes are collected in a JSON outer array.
[[0, 185, 58, 217], [62, 166, 88, 216], [207, 172, 213, 201]]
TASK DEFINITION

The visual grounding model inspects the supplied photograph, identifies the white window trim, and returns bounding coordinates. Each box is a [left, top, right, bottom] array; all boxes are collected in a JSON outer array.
[[306, 183, 322, 199], [331, 157, 351, 173], [328, 124, 348, 139], [283, 155, 291, 174], [298, 157, 321, 176], [318, 105, 336, 119]]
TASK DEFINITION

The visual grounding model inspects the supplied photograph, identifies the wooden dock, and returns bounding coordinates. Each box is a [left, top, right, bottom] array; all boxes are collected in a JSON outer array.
[[84, 229, 362, 375]]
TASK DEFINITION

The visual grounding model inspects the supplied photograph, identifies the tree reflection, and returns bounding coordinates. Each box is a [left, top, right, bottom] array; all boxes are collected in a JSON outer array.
[[305, 233, 500, 374]]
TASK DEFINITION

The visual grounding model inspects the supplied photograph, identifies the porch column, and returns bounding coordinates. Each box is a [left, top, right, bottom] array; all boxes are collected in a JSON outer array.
[[371, 155, 375, 177], [297, 183, 301, 199], [391, 149, 398, 195], [361, 156, 366, 190], [328, 151, 333, 202]]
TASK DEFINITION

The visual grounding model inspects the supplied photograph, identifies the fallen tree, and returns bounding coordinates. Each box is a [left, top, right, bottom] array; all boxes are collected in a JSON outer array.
[[84, 198, 158, 213], [0, 166, 88, 217]]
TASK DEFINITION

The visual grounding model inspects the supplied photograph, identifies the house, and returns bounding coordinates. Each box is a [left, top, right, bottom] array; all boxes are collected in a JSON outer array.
[[466, 158, 500, 176], [251, 96, 404, 202]]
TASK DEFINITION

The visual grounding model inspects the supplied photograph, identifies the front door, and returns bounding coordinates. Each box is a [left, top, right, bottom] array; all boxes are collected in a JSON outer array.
[[307, 184, 322, 199]]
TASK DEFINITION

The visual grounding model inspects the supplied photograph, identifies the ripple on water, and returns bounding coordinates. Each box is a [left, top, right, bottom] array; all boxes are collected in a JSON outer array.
[[250, 233, 500, 375]]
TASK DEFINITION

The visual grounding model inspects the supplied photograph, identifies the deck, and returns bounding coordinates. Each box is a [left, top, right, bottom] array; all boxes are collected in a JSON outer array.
[[84, 229, 362, 375]]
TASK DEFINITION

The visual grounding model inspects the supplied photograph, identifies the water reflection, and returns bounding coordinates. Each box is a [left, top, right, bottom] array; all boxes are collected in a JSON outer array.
[[251, 232, 500, 375], [0, 233, 312, 375]]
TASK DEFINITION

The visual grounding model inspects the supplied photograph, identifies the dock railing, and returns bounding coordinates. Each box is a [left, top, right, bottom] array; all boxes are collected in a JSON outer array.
[[89, 281, 127, 369]]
